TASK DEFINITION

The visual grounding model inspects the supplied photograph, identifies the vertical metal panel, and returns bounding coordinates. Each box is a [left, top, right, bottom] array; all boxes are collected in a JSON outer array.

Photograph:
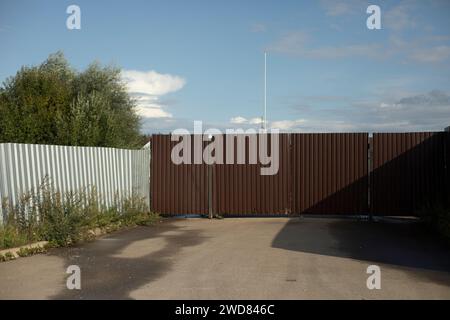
[[149, 131, 447, 216], [291, 133, 368, 214], [151, 133, 369, 216], [0, 143, 150, 221], [213, 133, 291, 216], [371, 132, 447, 216], [445, 131, 450, 207], [150, 134, 291, 215], [150, 134, 208, 215]]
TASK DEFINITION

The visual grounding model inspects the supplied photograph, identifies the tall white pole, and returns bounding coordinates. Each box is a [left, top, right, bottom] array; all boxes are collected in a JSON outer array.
[[264, 51, 267, 130]]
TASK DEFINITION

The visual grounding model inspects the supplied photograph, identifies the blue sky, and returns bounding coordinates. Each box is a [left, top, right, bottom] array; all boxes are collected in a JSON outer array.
[[1, 0, 450, 133]]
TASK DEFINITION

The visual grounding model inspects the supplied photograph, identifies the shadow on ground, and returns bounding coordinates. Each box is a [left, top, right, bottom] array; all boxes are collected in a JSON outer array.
[[272, 217, 450, 285], [50, 220, 207, 299]]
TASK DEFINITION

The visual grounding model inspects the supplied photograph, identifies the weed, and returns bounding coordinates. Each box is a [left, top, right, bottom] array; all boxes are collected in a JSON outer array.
[[0, 251, 16, 261], [1, 177, 160, 252], [16, 246, 47, 257]]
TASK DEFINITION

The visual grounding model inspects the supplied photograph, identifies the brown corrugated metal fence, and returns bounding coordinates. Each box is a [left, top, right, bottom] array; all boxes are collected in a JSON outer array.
[[151, 134, 208, 215], [446, 131, 450, 207], [371, 132, 449, 216], [150, 132, 449, 216], [292, 133, 368, 214], [213, 134, 291, 216]]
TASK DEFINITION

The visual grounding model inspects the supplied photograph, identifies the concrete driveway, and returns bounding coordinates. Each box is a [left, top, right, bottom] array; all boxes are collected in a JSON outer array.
[[1, 217, 450, 299]]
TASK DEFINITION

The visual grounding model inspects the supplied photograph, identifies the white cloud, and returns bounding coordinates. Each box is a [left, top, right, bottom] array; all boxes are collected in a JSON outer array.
[[132, 95, 172, 118], [384, 2, 416, 32], [267, 0, 449, 64], [320, 0, 359, 16], [267, 30, 450, 63], [387, 33, 450, 63], [121, 70, 186, 118], [122, 70, 185, 96], [230, 116, 248, 124], [270, 119, 306, 130], [249, 117, 263, 124], [230, 116, 264, 125], [319, 0, 366, 16], [140, 117, 192, 134], [307, 44, 381, 59], [340, 90, 450, 131], [267, 31, 382, 59], [268, 90, 450, 133], [409, 45, 450, 63], [140, 90, 450, 133], [267, 31, 309, 56]]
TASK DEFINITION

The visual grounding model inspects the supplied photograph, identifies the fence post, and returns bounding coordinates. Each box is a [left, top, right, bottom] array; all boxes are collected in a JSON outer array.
[[445, 127, 450, 209], [148, 137, 152, 211], [208, 164, 213, 219], [368, 135, 373, 221], [206, 134, 213, 219]]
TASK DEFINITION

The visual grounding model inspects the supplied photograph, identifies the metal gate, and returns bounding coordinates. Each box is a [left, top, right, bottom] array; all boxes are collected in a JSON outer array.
[[291, 133, 368, 214], [371, 132, 449, 216], [150, 133, 370, 216], [150, 135, 208, 215], [150, 132, 449, 216], [212, 134, 291, 216]]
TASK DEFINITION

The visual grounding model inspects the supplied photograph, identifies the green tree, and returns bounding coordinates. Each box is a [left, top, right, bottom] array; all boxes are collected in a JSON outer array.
[[0, 52, 142, 148]]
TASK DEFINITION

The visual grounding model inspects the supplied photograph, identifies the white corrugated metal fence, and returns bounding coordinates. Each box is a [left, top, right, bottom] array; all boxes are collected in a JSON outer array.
[[0, 143, 150, 219]]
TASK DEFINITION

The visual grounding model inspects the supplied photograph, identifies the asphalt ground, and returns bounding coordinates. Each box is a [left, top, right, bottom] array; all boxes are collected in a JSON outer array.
[[1, 217, 449, 299]]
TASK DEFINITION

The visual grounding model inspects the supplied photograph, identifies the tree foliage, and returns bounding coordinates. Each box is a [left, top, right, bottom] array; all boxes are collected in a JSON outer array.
[[0, 52, 143, 148]]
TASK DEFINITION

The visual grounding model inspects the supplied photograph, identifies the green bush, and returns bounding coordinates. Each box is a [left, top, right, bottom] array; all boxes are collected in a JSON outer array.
[[38, 190, 92, 246], [1, 194, 40, 248], [17, 246, 47, 257], [0, 225, 30, 249], [1, 177, 160, 250], [0, 252, 16, 262]]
